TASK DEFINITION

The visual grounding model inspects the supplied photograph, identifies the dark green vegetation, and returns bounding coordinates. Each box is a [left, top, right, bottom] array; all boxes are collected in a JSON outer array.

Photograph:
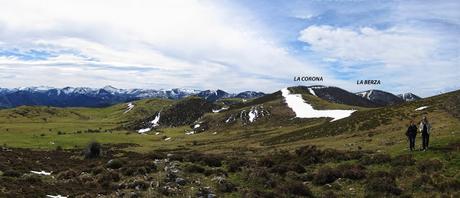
[[0, 87, 459, 197]]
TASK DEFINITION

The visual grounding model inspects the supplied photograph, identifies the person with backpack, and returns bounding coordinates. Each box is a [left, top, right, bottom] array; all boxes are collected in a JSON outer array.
[[406, 120, 418, 151], [419, 116, 431, 151]]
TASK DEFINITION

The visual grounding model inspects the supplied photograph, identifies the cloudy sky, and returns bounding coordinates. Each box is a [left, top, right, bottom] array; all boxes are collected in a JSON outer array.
[[0, 0, 458, 96]]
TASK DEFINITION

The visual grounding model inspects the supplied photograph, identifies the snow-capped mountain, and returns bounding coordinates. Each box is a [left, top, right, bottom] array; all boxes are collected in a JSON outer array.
[[301, 85, 378, 107], [195, 89, 232, 102], [235, 91, 265, 99], [397, 93, 421, 102], [356, 90, 404, 106], [0, 86, 263, 108]]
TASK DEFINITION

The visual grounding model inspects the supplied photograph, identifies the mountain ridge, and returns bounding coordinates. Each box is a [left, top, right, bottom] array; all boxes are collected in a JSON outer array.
[[0, 86, 265, 108]]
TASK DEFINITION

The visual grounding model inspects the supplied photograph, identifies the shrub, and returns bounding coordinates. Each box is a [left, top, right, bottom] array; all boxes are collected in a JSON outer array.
[[337, 164, 366, 180], [200, 155, 223, 167], [227, 158, 249, 172], [432, 174, 460, 192], [313, 167, 341, 185], [365, 171, 402, 196], [57, 169, 78, 180], [121, 167, 136, 176], [204, 168, 227, 177], [287, 163, 306, 173], [269, 164, 289, 175], [3, 170, 21, 177], [106, 159, 124, 169], [277, 180, 313, 197], [258, 157, 275, 168], [295, 145, 322, 165], [243, 189, 276, 198], [217, 180, 237, 193], [23, 174, 42, 184], [84, 141, 102, 159], [359, 153, 391, 165], [412, 174, 433, 189], [147, 152, 167, 160], [184, 164, 205, 174], [417, 159, 443, 173], [391, 154, 416, 166]]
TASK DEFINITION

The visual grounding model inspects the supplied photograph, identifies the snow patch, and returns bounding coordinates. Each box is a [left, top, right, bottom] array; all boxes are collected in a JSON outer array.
[[138, 128, 151, 133], [193, 124, 201, 129], [46, 195, 68, 198], [308, 88, 317, 97], [150, 112, 161, 127], [164, 137, 171, 141], [415, 106, 429, 111], [281, 88, 355, 122], [212, 106, 229, 113], [124, 102, 134, 113], [248, 108, 258, 122], [185, 131, 195, 135], [30, 170, 52, 176]]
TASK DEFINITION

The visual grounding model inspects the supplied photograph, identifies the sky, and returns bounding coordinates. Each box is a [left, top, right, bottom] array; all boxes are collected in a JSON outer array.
[[0, 0, 459, 97]]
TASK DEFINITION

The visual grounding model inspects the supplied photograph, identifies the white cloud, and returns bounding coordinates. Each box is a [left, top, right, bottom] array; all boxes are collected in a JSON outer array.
[[0, 0, 325, 92], [298, 25, 460, 96], [299, 25, 436, 66]]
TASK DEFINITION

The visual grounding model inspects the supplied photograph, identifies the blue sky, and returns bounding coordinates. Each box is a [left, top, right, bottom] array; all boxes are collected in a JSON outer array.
[[0, 0, 459, 96]]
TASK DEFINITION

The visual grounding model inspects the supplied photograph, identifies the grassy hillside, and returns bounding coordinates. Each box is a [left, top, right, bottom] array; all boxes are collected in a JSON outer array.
[[0, 89, 458, 197]]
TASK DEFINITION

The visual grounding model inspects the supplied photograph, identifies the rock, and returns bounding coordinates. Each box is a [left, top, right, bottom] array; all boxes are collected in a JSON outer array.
[[175, 177, 187, 186]]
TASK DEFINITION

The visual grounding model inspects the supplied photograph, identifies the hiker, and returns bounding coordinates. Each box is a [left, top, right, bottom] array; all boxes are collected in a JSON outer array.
[[419, 116, 431, 151], [406, 120, 418, 151]]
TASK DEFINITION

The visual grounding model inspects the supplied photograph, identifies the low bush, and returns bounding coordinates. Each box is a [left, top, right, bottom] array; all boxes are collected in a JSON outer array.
[[183, 163, 206, 174], [200, 155, 223, 167], [217, 180, 237, 193], [359, 153, 391, 165], [57, 169, 78, 180], [106, 159, 124, 169], [277, 180, 313, 197], [412, 174, 433, 189], [391, 154, 415, 166], [84, 141, 102, 159], [3, 170, 21, 177], [226, 158, 249, 172], [365, 171, 402, 196], [313, 167, 341, 185], [337, 164, 366, 180], [417, 159, 443, 173]]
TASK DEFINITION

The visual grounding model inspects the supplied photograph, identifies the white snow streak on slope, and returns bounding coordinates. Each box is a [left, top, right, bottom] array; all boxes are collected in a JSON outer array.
[[138, 128, 151, 133], [248, 108, 257, 122], [281, 88, 355, 122], [150, 112, 161, 127], [138, 112, 161, 134], [415, 106, 429, 111], [46, 195, 68, 198], [212, 106, 229, 113], [308, 88, 317, 97], [30, 170, 52, 175], [124, 102, 134, 113]]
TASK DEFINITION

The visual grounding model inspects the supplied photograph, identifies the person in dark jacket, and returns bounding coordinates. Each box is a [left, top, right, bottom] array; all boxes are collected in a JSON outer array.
[[406, 120, 418, 151], [419, 116, 431, 151]]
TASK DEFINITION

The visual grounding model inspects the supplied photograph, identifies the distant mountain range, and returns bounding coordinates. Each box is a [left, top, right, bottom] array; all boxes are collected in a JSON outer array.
[[0, 86, 265, 108], [0, 85, 421, 108]]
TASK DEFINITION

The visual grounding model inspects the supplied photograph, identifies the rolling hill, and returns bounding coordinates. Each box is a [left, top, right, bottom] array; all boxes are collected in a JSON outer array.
[[0, 86, 458, 197]]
